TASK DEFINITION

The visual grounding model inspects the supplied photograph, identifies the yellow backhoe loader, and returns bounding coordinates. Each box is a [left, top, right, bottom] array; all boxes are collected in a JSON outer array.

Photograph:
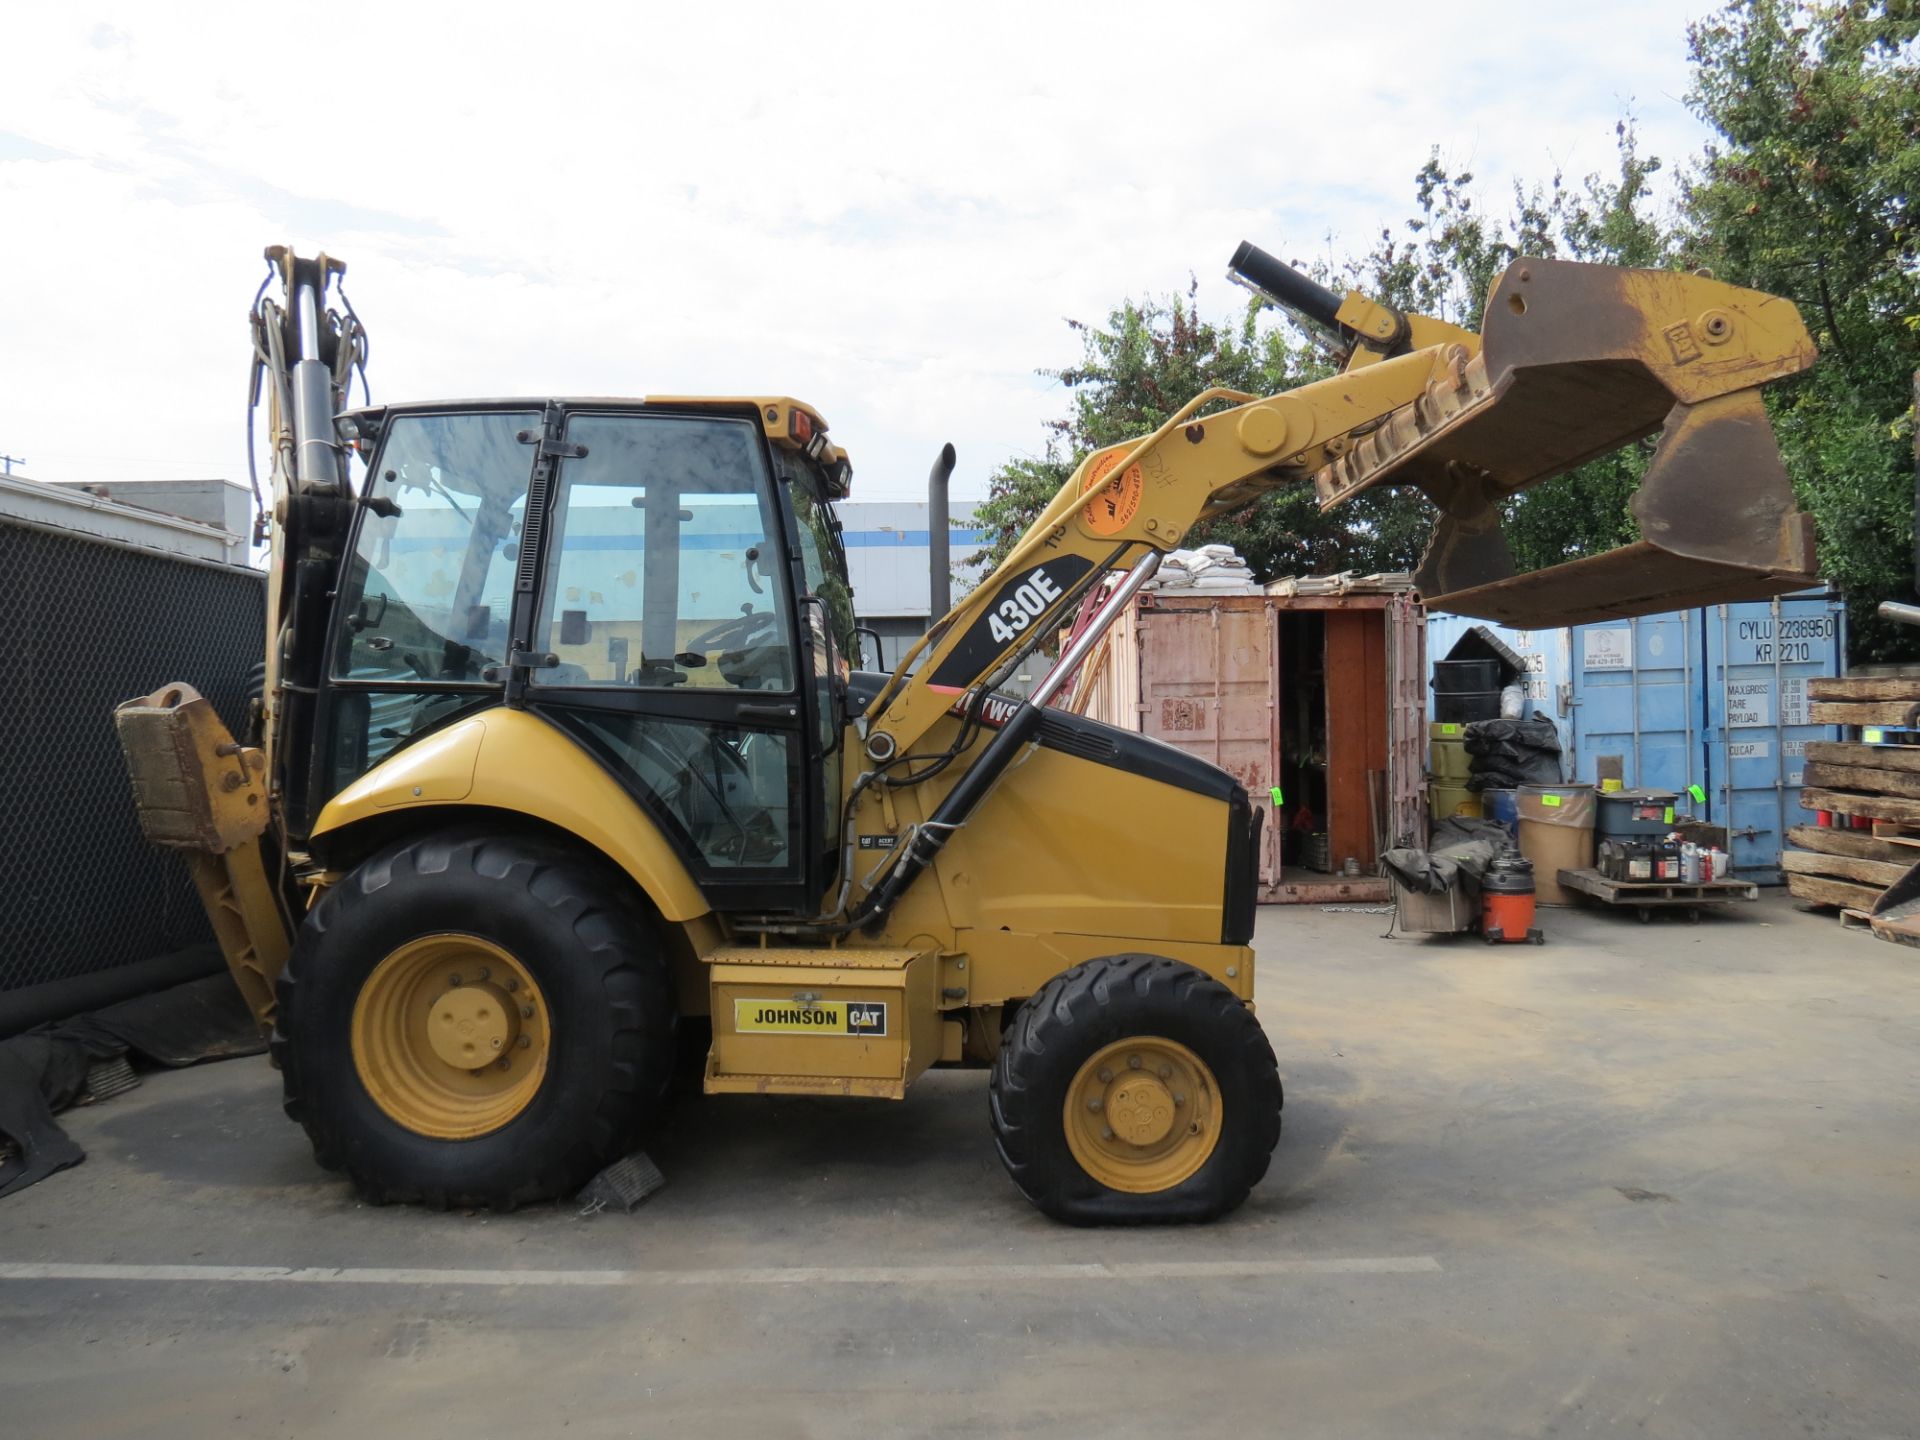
[[114, 242, 1817, 1222]]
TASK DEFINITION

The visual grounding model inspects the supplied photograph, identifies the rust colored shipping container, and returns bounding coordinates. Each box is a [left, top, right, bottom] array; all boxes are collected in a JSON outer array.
[[1068, 576, 1427, 904]]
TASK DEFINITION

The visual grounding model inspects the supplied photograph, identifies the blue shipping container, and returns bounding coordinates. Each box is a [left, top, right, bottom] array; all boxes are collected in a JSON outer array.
[[1428, 591, 1847, 881]]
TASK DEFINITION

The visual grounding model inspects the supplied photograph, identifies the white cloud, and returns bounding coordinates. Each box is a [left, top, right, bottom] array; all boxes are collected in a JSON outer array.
[[0, 0, 1715, 503]]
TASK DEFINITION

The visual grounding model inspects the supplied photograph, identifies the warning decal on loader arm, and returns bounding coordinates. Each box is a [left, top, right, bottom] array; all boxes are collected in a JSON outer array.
[[734, 998, 888, 1037]]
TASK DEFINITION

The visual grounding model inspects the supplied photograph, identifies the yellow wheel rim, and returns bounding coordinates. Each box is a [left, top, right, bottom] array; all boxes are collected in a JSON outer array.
[[351, 934, 551, 1140], [1063, 1036, 1221, 1194]]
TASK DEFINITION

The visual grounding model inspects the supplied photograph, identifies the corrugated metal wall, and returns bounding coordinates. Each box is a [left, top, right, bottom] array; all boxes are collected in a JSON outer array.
[[1, 518, 264, 992]]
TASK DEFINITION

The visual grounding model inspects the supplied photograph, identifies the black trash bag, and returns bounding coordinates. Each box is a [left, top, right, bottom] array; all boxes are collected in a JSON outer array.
[[1464, 716, 1562, 789], [1384, 818, 1515, 897]]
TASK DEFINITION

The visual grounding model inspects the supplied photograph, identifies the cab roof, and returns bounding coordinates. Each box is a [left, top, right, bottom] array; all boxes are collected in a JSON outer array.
[[338, 394, 851, 496]]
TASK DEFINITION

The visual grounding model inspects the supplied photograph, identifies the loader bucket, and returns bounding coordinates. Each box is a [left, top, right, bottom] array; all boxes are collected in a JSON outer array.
[[1312, 259, 1819, 627]]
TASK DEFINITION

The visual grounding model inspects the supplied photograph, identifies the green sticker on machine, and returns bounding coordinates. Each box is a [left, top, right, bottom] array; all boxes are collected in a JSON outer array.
[[1541, 793, 1562, 808], [1689, 784, 1706, 804], [1441, 724, 1459, 735], [1866, 728, 1885, 744], [1270, 786, 1284, 806], [1665, 806, 1675, 823]]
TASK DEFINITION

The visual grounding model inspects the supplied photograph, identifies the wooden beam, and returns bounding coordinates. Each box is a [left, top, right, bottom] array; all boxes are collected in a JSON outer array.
[[1787, 873, 1885, 910], [1801, 762, 1920, 799], [1786, 825, 1915, 864], [1802, 787, 1920, 822], [1805, 741, 1920, 773], [1810, 700, 1920, 725], [1781, 850, 1911, 887], [1808, 676, 1920, 702]]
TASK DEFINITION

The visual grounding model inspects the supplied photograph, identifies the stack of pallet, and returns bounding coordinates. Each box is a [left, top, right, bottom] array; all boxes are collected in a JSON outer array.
[[1791, 675, 1920, 918]]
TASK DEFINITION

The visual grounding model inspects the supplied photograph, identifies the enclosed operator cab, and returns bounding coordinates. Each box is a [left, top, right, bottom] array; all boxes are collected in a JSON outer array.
[[298, 397, 858, 916]]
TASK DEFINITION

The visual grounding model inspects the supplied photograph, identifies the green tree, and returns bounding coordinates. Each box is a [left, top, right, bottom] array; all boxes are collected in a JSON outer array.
[[1678, 0, 1920, 661], [1346, 124, 1679, 579], [976, 126, 1682, 588]]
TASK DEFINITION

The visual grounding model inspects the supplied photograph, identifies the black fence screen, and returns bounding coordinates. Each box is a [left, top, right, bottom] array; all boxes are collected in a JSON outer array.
[[1, 519, 264, 993]]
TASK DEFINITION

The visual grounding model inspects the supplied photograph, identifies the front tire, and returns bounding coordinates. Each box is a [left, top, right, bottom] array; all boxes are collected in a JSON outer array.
[[989, 954, 1281, 1224], [274, 828, 676, 1209]]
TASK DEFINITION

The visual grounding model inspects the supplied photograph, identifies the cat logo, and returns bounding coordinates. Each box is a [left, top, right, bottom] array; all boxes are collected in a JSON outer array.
[[734, 998, 889, 1037]]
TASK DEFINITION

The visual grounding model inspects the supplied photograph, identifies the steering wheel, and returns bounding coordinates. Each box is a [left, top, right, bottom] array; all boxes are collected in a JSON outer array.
[[683, 609, 778, 654]]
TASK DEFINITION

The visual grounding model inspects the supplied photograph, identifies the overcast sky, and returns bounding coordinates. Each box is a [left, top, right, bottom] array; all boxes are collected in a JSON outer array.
[[1, 2, 1718, 511]]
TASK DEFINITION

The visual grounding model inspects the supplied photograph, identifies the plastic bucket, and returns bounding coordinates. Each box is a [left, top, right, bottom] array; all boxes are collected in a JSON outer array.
[[1482, 787, 1519, 840], [1429, 735, 1472, 782], [1433, 690, 1501, 724], [1430, 781, 1483, 820], [1434, 659, 1502, 693]]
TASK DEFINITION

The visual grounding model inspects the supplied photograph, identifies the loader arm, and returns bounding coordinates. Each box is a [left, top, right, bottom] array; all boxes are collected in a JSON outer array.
[[864, 251, 1819, 767], [844, 251, 1817, 927]]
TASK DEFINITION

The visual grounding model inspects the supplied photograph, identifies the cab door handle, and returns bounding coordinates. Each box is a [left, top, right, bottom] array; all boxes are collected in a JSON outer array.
[[736, 702, 799, 722]]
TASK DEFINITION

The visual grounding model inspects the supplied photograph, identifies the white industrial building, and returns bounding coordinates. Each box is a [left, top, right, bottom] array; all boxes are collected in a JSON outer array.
[[839, 500, 985, 671]]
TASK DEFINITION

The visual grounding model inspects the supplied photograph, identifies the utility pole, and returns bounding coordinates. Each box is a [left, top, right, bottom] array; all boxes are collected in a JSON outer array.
[[0, 453, 24, 476]]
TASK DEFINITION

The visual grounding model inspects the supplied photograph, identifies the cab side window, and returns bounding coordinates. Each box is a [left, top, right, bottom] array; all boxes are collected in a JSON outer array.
[[533, 415, 793, 692]]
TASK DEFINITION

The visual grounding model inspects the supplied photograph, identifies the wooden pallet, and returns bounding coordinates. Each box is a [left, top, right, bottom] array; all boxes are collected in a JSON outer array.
[[1806, 740, 1920, 772], [1839, 907, 1875, 932], [1786, 872, 1884, 911], [1557, 867, 1758, 923], [1803, 761, 1920, 799], [1870, 819, 1920, 847], [1802, 787, 1920, 823], [1808, 676, 1920, 701], [1786, 824, 1916, 863], [1780, 849, 1912, 888]]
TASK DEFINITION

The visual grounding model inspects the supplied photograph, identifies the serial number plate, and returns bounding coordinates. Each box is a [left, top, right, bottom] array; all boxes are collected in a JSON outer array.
[[733, 998, 888, 1037]]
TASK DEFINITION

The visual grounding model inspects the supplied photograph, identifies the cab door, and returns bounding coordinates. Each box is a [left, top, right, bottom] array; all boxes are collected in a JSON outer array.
[[522, 409, 822, 914]]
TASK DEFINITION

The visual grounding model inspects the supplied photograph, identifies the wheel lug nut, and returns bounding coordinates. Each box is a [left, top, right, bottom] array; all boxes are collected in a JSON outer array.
[[1097, 1068, 1113, 1084], [1158, 1066, 1171, 1080], [1087, 1098, 1103, 1112], [520, 1005, 534, 1019], [503, 978, 519, 992], [474, 967, 490, 982], [1101, 1127, 1115, 1141], [517, 1035, 532, 1049], [447, 974, 463, 988], [1173, 1093, 1186, 1106], [1127, 1055, 1142, 1070], [496, 1057, 511, 1072]]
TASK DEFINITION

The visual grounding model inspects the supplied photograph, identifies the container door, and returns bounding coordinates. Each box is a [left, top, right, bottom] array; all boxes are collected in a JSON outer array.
[[1702, 592, 1847, 880], [1568, 609, 1698, 796], [1386, 593, 1427, 848], [1135, 600, 1283, 889]]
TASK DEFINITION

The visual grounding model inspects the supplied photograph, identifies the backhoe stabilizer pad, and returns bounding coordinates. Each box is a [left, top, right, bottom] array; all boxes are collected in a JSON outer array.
[[1310, 258, 1819, 626]]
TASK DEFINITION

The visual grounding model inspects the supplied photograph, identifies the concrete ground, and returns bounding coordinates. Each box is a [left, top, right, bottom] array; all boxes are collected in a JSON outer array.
[[1, 894, 1915, 1439]]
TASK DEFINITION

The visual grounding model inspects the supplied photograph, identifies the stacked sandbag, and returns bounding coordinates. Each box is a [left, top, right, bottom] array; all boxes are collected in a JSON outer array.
[[1464, 716, 1563, 792], [1150, 545, 1260, 594]]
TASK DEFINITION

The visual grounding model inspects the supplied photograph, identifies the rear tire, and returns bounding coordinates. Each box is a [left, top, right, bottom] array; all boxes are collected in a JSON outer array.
[[273, 828, 676, 1210], [989, 954, 1281, 1225]]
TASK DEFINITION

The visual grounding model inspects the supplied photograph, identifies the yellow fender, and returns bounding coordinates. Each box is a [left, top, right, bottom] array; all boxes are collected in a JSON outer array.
[[311, 709, 710, 922]]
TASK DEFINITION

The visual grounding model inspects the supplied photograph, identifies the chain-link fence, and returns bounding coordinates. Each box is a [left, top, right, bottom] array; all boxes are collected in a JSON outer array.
[[1, 519, 264, 993]]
